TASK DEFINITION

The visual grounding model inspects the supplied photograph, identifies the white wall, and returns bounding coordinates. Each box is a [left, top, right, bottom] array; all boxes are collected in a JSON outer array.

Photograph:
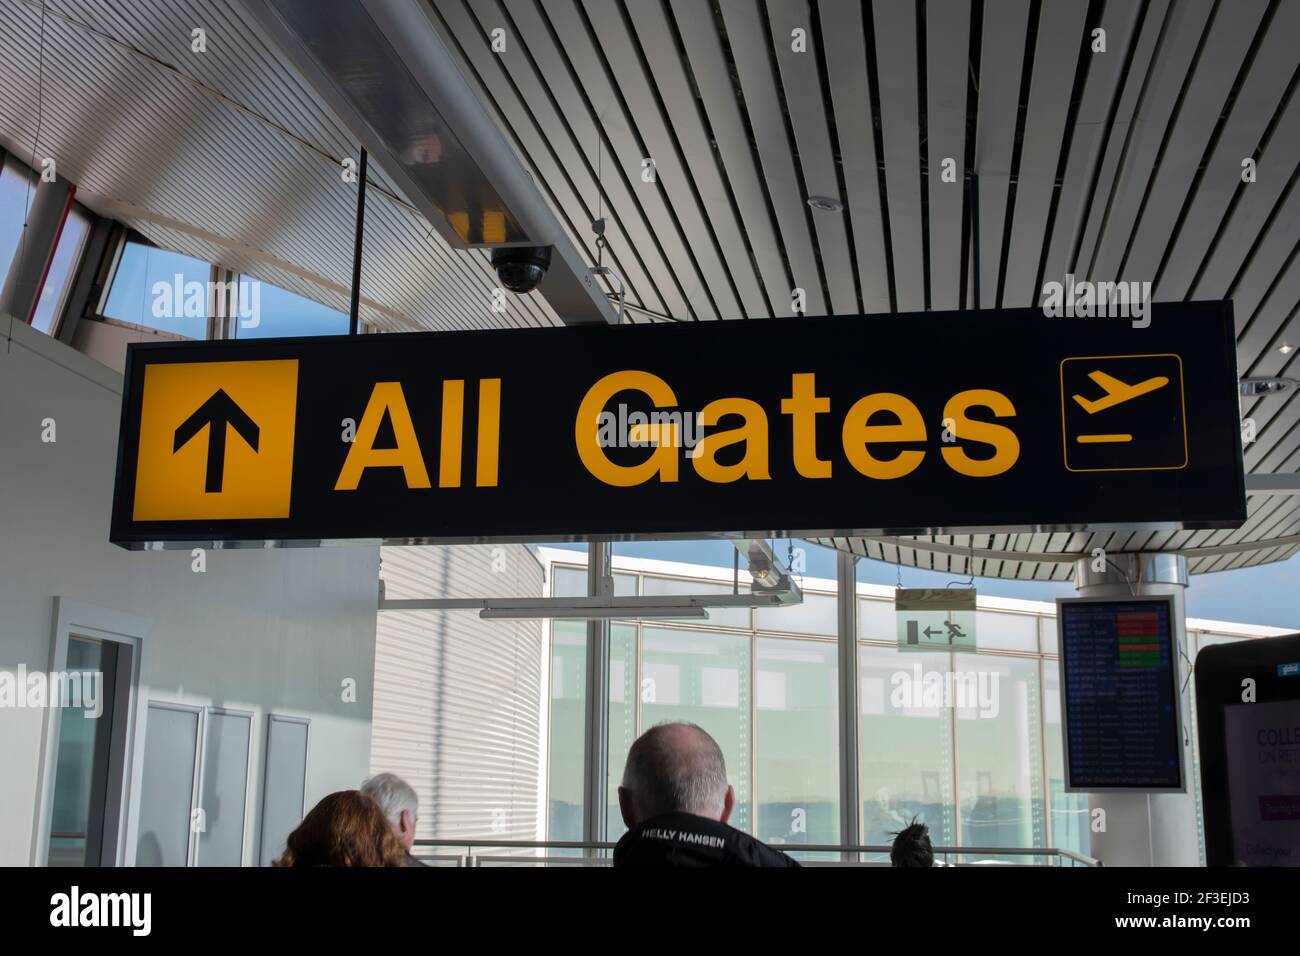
[[372, 543, 546, 845], [0, 319, 380, 865]]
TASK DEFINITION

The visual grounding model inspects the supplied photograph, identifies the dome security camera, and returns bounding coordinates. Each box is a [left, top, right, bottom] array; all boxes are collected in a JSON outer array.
[[490, 246, 552, 294]]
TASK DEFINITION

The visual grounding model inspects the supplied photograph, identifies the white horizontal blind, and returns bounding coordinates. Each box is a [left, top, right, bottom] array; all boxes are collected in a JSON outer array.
[[371, 544, 546, 844]]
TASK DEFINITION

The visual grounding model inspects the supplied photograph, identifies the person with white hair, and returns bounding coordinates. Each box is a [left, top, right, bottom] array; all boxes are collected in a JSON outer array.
[[360, 772, 427, 867], [614, 721, 798, 867]]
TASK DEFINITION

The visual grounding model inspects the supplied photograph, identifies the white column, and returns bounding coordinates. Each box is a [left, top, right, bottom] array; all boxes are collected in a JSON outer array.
[[1074, 553, 1200, 866]]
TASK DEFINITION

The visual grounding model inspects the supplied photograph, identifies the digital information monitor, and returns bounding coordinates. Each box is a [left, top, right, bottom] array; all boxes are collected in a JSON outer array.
[[1057, 596, 1185, 792]]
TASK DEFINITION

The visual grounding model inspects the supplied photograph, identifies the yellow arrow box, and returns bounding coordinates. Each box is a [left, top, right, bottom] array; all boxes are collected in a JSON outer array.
[[132, 359, 298, 521]]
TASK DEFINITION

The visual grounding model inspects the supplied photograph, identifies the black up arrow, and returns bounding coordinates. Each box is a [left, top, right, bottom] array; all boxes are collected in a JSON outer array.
[[173, 389, 260, 493]]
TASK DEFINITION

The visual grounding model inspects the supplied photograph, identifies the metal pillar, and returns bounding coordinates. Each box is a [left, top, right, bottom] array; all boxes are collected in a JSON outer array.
[[347, 148, 368, 335], [582, 541, 612, 849], [836, 550, 860, 854], [0, 173, 74, 326], [1074, 552, 1199, 866]]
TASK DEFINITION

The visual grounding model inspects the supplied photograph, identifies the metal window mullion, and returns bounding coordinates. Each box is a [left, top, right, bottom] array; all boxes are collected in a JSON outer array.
[[582, 543, 612, 851], [835, 551, 860, 856]]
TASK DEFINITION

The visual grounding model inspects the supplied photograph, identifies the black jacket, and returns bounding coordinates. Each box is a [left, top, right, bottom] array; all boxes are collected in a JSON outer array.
[[613, 812, 800, 868]]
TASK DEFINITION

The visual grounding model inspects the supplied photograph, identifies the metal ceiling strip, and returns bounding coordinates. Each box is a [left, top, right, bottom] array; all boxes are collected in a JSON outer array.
[[1155, 0, 1300, 299], [669, 0, 798, 317], [581, 0, 743, 320], [971, 0, 1032, 309], [499, 0, 680, 319], [541, 0, 717, 320], [1039, 0, 1146, 303], [717, 0, 828, 315], [1084, 0, 1213, 282], [1001, 0, 1090, 308], [816, 0, 890, 313], [766, 0, 858, 314], [1118, 0, 1270, 285], [870, 0, 926, 312], [627, 0, 772, 318], [923, 0, 971, 312]]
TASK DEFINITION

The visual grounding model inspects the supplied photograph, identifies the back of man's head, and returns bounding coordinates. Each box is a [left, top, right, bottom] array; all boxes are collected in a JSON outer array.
[[890, 817, 934, 867], [360, 772, 419, 850], [619, 722, 731, 827]]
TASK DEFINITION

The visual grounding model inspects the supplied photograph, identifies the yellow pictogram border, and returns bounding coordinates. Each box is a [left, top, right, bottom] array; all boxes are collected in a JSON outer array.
[[1059, 353, 1189, 473]]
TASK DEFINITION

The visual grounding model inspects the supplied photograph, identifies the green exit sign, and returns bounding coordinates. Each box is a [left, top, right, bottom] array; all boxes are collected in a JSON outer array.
[[895, 588, 978, 653]]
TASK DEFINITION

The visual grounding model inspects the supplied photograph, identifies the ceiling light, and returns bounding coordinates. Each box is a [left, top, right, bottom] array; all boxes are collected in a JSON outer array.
[[806, 195, 843, 212], [1280, 343, 1294, 355]]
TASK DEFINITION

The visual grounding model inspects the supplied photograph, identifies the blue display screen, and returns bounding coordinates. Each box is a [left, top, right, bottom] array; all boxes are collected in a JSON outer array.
[[1058, 598, 1183, 790]]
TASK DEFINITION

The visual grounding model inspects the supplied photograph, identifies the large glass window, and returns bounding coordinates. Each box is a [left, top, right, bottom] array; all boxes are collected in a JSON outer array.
[[756, 637, 839, 847], [0, 158, 34, 294], [542, 557, 1174, 864], [233, 275, 348, 338], [31, 206, 89, 335], [955, 654, 1046, 858], [642, 574, 751, 628], [103, 241, 210, 338], [1043, 660, 1090, 857], [545, 620, 637, 843], [640, 626, 752, 832], [859, 644, 956, 851]]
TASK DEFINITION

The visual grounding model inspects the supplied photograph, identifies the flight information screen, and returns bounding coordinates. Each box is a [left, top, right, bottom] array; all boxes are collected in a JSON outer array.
[[1058, 597, 1184, 791]]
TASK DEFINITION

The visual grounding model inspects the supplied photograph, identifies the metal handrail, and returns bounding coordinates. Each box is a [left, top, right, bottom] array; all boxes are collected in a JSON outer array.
[[412, 838, 1101, 867]]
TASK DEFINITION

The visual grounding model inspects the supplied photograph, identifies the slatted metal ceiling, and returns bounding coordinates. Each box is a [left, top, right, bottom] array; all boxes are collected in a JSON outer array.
[[425, 0, 1300, 579], [0, 0, 562, 332], [2, 0, 1298, 578]]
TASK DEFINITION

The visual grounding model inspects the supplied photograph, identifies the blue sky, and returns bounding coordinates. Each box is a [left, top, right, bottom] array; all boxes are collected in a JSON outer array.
[[547, 539, 1300, 630]]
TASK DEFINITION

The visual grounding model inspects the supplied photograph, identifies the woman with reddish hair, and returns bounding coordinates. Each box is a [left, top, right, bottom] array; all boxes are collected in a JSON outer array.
[[274, 790, 409, 867]]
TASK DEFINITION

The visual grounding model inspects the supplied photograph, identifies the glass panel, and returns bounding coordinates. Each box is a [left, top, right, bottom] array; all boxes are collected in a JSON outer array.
[[955, 655, 1046, 856], [103, 241, 210, 338], [640, 626, 752, 832], [0, 158, 34, 293], [859, 596, 896, 642], [1040, 615, 1058, 654], [756, 589, 836, 635], [755, 637, 839, 848], [547, 620, 639, 844], [31, 206, 89, 334], [47, 637, 114, 866], [642, 574, 750, 628], [258, 716, 309, 866], [233, 275, 348, 338], [196, 711, 251, 866], [136, 704, 200, 866], [607, 624, 637, 840], [551, 564, 635, 598], [1043, 660, 1090, 858], [859, 644, 956, 854], [975, 610, 1040, 652], [547, 621, 586, 841]]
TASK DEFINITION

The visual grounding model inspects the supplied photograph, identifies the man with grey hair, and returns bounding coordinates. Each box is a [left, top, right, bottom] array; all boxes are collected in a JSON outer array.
[[614, 722, 798, 867], [361, 772, 427, 867]]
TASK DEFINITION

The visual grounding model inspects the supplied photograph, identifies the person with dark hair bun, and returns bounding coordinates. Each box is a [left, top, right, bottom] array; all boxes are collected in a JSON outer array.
[[274, 790, 409, 867], [890, 817, 935, 867]]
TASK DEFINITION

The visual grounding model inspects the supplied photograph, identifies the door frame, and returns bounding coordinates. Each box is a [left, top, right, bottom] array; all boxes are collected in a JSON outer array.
[[33, 598, 150, 866]]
